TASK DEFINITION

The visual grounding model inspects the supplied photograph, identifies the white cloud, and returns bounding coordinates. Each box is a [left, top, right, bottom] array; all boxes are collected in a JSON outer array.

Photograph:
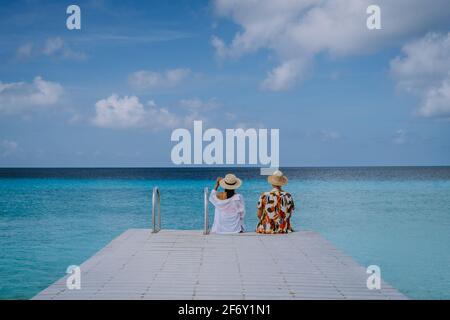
[[420, 80, 450, 117], [261, 59, 310, 91], [211, 36, 228, 60], [43, 37, 86, 61], [43, 37, 64, 55], [0, 140, 18, 157], [91, 95, 233, 130], [0, 77, 63, 114], [15, 37, 86, 61], [128, 68, 191, 90], [391, 32, 450, 118], [212, 0, 450, 91], [92, 94, 180, 130], [179, 98, 219, 111]]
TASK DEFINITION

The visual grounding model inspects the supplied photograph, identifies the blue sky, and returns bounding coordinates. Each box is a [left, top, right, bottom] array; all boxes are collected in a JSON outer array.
[[0, 0, 450, 167]]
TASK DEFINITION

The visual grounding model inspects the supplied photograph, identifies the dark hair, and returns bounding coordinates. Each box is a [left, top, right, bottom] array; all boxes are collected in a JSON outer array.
[[225, 189, 235, 199]]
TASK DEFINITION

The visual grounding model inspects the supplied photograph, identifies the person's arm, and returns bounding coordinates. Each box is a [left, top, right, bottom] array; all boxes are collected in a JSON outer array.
[[256, 194, 265, 219], [287, 193, 295, 232], [209, 189, 218, 205], [214, 176, 222, 191], [288, 193, 295, 213], [209, 177, 222, 205]]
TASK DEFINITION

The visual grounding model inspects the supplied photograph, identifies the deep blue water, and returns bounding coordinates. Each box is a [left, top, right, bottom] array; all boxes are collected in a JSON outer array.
[[1, 167, 450, 299]]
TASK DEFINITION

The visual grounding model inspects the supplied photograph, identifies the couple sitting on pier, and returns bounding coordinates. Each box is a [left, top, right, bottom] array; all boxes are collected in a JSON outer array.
[[209, 170, 295, 234]]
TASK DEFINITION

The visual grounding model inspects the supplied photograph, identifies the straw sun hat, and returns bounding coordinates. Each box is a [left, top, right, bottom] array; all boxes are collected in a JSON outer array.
[[268, 170, 288, 186], [219, 173, 242, 190]]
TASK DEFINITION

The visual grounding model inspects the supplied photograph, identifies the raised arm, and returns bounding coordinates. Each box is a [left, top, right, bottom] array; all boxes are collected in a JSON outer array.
[[209, 177, 222, 205], [213, 176, 222, 191], [256, 194, 265, 219]]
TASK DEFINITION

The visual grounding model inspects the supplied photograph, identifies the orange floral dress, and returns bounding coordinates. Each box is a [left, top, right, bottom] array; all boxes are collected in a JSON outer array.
[[256, 188, 295, 234]]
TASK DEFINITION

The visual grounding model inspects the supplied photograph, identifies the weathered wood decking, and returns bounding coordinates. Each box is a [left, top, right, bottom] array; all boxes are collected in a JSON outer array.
[[33, 229, 407, 300]]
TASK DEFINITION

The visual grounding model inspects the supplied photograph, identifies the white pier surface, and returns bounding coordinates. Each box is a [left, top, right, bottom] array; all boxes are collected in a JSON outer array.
[[33, 229, 407, 300]]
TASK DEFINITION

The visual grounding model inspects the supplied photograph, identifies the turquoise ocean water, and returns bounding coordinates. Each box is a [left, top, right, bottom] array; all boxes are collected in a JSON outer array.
[[1, 167, 450, 299]]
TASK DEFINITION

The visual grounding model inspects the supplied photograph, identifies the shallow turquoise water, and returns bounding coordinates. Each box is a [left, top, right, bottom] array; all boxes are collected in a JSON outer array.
[[0, 168, 449, 299]]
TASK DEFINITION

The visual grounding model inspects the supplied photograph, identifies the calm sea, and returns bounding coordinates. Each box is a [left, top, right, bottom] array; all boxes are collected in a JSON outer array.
[[1, 167, 450, 299]]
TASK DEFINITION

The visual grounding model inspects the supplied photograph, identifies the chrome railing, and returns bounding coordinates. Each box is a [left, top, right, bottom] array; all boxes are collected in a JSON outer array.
[[203, 187, 209, 235], [152, 187, 161, 233], [152, 186, 209, 234]]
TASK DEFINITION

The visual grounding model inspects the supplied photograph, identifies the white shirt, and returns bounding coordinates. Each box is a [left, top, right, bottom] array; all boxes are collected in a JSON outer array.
[[209, 189, 245, 234]]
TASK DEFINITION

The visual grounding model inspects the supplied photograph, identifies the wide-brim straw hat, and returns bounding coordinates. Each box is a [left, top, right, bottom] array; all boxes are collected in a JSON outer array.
[[219, 173, 242, 190], [268, 170, 288, 186]]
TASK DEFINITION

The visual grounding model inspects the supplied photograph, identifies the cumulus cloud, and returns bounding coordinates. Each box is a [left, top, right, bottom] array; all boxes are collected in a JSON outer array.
[[420, 80, 450, 117], [211, 36, 228, 60], [391, 32, 450, 118], [0, 77, 63, 114], [91, 95, 230, 130], [261, 59, 310, 91], [128, 68, 191, 90], [92, 94, 181, 130], [212, 0, 450, 91]]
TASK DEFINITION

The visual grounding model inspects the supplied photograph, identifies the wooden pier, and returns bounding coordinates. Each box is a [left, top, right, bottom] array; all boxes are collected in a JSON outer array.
[[33, 229, 407, 300]]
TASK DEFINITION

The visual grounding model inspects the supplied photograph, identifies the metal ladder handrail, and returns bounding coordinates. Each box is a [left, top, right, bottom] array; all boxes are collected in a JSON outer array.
[[152, 186, 209, 235], [152, 186, 161, 233], [203, 187, 209, 235]]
